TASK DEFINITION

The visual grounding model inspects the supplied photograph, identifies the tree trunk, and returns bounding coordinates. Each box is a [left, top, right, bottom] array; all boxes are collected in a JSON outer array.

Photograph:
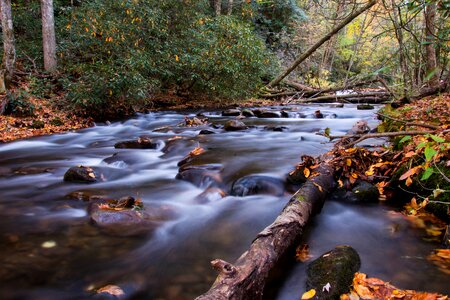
[[267, 0, 377, 88], [226, 0, 233, 15], [1, 0, 16, 82], [214, 0, 221, 16], [424, 2, 439, 87], [196, 154, 336, 300], [41, 0, 57, 73]]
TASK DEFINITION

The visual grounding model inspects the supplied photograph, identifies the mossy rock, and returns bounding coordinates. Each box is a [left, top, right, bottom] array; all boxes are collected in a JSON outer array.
[[306, 245, 361, 299], [50, 117, 64, 126], [29, 120, 45, 129]]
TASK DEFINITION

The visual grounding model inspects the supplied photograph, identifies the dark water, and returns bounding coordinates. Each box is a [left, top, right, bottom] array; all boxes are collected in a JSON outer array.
[[0, 104, 448, 299]]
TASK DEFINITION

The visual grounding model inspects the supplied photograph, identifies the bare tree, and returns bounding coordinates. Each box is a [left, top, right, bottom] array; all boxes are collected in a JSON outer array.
[[0, 0, 16, 114], [41, 0, 57, 73], [227, 0, 233, 15], [424, 1, 439, 87]]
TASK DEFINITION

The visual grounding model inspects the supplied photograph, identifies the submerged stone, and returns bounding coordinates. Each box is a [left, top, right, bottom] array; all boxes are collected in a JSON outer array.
[[231, 175, 285, 196], [306, 245, 361, 299]]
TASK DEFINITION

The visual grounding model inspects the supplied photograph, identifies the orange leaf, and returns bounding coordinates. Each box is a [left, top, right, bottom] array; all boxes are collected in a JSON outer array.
[[346, 159, 352, 167], [303, 167, 311, 178], [404, 151, 416, 158], [97, 285, 124, 296], [405, 177, 413, 187], [399, 166, 422, 181]]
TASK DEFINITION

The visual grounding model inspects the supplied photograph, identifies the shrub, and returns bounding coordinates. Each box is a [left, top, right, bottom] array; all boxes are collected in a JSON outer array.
[[5, 91, 35, 117]]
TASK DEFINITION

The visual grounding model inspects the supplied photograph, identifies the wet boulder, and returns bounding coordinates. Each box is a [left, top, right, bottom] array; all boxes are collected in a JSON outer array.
[[314, 110, 324, 118], [199, 129, 216, 135], [90, 203, 177, 237], [242, 109, 255, 117], [306, 245, 361, 299], [265, 126, 288, 132], [64, 166, 98, 183], [340, 181, 379, 203], [114, 136, 159, 149], [357, 104, 375, 110], [256, 110, 281, 118], [222, 109, 241, 116], [230, 175, 285, 197], [224, 120, 247, 131], [176, 165, 223, 188], [161, 138, 197, 157], [281, 111, 290, 118]]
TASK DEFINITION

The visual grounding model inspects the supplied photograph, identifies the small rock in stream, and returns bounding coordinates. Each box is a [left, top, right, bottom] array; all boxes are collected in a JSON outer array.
[[114, 136, 159, 149], [306, 245, 361, 299], [231, 175, 285, 197], [224, 120, 247, 131], [64, 166, 98, 183], [222, 109, 241, 116], [357, 104, 375, 110]]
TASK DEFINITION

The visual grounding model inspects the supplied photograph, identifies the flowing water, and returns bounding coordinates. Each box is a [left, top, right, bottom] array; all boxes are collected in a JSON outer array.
[[0, 104, 448, 299]]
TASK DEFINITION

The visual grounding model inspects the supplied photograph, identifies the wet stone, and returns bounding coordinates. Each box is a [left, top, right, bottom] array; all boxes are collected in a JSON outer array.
[[90, 204, 177, 237], [222, 109, 241, 116], [265, 126, 288, 132], [306, 245, 361, 299], [230, 175, 285, 197], [224, 120, 247, 131], [256, 110, 281, 118], [357, 104, 375, 110], [241, 109, 255, 117], [114, 136, 159, 149], [314, 110, 324, 118], [64, 166, 98, 183], [199, 129, 215, 135], [193, 187, 226, 203], [176, 165, 223, 189]]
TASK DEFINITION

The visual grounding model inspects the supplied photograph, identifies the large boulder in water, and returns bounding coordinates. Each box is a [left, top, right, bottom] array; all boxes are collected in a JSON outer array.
[[114, 136, 159, 149], [230, 175, 285, 196], [224, 120, 247, 131], [64, 166, 98, 183], [89, 203, 177, 237], [254, 109, 281, 118], [306, 245, 361, 299]]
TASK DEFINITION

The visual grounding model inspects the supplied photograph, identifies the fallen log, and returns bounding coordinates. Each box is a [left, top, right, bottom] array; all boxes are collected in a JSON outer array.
[[294, 92, 391, 103], [196, 154, 336, 300]]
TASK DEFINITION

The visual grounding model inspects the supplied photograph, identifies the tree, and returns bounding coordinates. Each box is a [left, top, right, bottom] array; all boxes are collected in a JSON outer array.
[[41, 0, 57, 73], [424, 1, 439, 87], [0, 0, 16, 114]]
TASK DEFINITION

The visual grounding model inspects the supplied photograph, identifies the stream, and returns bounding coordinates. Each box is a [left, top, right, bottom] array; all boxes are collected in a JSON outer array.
[[0, 104, 448, 299]]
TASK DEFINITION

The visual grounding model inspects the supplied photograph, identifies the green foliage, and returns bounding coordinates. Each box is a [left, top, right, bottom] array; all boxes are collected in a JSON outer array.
[[5, 91, 35, 117], [55, 0, 276, 117]]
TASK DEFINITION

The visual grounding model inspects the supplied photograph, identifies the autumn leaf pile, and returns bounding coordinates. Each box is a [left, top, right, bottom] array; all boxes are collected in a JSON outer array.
[[0, 92, 93, 143]]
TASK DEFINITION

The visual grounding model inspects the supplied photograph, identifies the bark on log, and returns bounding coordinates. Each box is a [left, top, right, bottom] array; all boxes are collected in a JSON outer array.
[[196, 154, 336, 300], [267, 0, 377, 88]]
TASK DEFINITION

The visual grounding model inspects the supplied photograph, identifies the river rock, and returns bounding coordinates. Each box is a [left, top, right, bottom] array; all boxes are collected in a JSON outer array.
[[314, 110, 324, 118], [357, 104, 375, 110], [176, 165, 223, 188], [242, 109, 255, 117], [90, 204, 177, 237], [161, 138, 197, 157], [114, 136, 159, 149], [344, 181, 379, 203], [224, 120, 247, 131], [265, 126, 288, 132], [330, 103, 344, 108], [64, 166, 98, 183], [306, 245, 361, 299], [222, 109, 241, 116], [199, 129, 216, 135], [230, 175, 285, 197], [256, 110, 281, 118], [281, 111, 290, 118]]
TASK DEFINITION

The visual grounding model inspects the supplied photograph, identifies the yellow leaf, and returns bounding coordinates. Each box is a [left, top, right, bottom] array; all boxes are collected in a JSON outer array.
[[88, 172, 96, 178], [175, 55, 179, 62], [345, 148, 357, 153], [301, 289, 316, 299], [338, 179, 344, 188], [303, 168, 311, 178], [346, 159, 352, 167], [351, 173, 358, 179]]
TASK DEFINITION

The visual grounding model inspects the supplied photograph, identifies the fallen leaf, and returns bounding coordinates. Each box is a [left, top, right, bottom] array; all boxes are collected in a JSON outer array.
[[97, 285, 124, 296], [88, 172, 96, 178], [313, 182, 323, 192], [295, 244, 311, 262], [304, 167, 311, 178], [301, 289, 316, 299], [346, 159, 352, 167], [405, 176, 413, 187], [323, 282, 331, 293], [399, 166, 422, 181]]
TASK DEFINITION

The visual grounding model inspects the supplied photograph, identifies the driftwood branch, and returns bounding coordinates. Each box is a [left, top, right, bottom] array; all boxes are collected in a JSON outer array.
[[267, 0, 377, 87], [196, 154, 336, 300]]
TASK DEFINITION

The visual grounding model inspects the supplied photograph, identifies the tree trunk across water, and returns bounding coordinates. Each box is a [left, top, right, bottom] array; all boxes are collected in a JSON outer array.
[[196, 154, 336, 300]]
